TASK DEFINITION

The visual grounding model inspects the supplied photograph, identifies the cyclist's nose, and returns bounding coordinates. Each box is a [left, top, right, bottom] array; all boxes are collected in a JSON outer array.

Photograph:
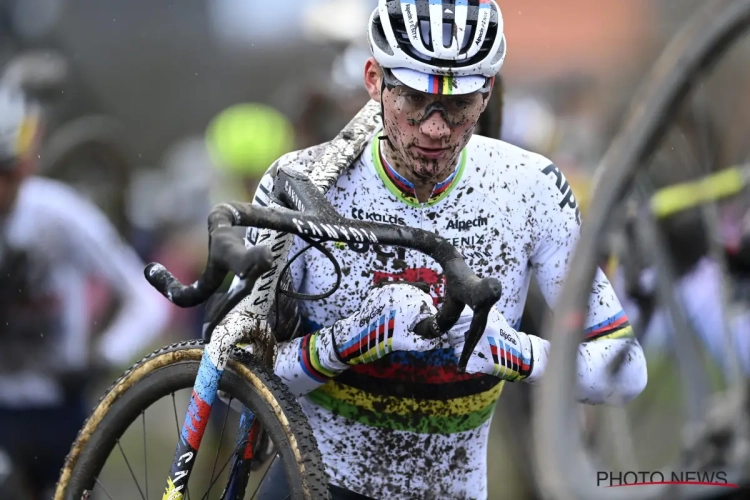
[[418, 111, 451, 141]]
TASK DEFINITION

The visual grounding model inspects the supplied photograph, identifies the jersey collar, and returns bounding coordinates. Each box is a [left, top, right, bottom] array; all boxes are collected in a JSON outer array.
[[371, 132, 467, 208]]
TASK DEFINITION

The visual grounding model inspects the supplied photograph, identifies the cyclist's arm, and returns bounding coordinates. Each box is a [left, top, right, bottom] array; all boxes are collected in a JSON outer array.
[[59, 186, 170, 367], [525, 162, 647, 405]]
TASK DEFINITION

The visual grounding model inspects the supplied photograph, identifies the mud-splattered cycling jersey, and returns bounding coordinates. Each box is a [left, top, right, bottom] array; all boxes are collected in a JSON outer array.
[[252, 131, 634, 499]]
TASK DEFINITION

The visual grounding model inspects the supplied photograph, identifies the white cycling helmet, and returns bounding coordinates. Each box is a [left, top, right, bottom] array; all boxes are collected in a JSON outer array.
[[367, 0, 506, 95], [0, 85, 41, 168]]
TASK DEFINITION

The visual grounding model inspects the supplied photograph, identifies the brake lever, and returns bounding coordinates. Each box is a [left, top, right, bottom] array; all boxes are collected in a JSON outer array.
[[413, 294, 466, 339], [414, 300, 494, 372], [202, 277, 251, 342], [202, 250, 273, 342], [458, 306, 491, 372], [413, 275, 502, 372]]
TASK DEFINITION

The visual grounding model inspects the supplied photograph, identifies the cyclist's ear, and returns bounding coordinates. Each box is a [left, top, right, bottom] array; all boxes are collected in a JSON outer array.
[[363, 58, 383, 103]]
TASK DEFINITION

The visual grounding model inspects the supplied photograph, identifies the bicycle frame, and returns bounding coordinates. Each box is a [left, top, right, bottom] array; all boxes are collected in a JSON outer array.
[[155, 169, 503, 499], [159, 102, 383, 500]]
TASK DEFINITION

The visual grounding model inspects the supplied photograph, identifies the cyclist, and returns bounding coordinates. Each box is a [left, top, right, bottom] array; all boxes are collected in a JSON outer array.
[[232, 1, 648, 498], [0, 83, 170, 499]]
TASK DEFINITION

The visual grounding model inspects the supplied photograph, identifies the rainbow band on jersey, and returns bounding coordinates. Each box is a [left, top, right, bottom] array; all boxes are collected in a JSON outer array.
[[584, 310, 634, 341], [299, 333, 340, 383], [305, 348, 505, 434], [307, 378, 502, 434]]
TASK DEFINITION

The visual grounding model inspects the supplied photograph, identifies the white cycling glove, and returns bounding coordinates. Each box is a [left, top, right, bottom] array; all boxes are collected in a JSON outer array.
[[274, 283, 441, 397], [447, 306, 648, 406], [447, 305, 547, 382]]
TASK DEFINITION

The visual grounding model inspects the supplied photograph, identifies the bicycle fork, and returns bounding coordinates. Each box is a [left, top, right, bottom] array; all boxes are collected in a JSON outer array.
[[162, 349, 223, 499], [162, 332, 261, 499]]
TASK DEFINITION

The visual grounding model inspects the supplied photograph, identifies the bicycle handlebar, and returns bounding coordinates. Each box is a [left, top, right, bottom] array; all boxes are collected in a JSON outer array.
[[145, 166, 501, 372]]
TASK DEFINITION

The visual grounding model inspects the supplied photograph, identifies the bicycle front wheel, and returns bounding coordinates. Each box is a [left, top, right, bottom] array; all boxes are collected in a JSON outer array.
[[54, 340, 329, 500], [534, 0, 750, 499]]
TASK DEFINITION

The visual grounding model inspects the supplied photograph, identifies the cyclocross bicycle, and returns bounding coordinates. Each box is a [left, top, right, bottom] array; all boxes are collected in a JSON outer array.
[[54, 101, 505, 500], [535, 0, 750, 499]]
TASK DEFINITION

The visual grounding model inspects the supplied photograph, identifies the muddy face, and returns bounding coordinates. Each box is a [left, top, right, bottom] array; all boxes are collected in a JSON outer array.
[[380, 85, 487, 184], [362, 57, 490, 188]]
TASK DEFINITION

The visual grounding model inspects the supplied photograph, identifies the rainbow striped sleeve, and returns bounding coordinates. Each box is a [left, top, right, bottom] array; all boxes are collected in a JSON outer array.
[[337, 310, 396, 365], [487, 337, 532, 381], [299, 333, 338, 383], [584, 310, 635, 341]]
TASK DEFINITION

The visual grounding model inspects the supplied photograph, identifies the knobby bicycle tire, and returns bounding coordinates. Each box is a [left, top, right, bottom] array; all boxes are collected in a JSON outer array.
[[533, 1, 750, 499], [54, 340, 329, 500]]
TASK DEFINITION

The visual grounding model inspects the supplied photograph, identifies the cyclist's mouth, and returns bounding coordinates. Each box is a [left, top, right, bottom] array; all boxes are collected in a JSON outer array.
[[412, 146, 449, 160]]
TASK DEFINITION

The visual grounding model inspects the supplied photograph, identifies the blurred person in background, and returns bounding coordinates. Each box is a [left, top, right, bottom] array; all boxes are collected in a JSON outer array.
[[134, 104, 297, 343], [293, 41, 374, 148], [613, 108, 750, 379], [0, 83, 169, 499], [205, 102, 296, 202], [501, 92, 560, 158], [126, 137, 217, 341]]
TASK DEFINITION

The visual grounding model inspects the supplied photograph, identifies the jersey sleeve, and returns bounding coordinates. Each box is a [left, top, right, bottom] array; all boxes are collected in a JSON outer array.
[[55, 186, 170, 365], [530, 161, 633, 341]]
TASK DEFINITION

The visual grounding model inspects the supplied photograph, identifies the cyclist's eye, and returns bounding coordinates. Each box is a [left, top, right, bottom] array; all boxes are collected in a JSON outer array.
[[449, 97, 474, 108], [404, 92, 426, 105]]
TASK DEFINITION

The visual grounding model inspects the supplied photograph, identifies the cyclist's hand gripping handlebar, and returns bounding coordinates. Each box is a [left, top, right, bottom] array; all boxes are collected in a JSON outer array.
[[411, 264, 502, 372]]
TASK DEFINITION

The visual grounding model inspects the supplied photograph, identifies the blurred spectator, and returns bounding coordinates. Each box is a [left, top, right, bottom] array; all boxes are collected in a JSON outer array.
[[0, 82, 169, 499], [205, 102, 296, 201], [290, 41, 373, 148], [501, 94, 559, 157], [127, 137, 216, 340], [128, 104, 297, 341]]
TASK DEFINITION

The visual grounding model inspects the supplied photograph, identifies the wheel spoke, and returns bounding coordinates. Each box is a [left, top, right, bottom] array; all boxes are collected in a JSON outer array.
[[201, 434, 248, 500], [172, 392, 192, 500], [143, 410, 149, 500], [117, 440, 146, 500], [250, 452, 277, 500], [207, 397, 232, 498], [94, 477, 118, 500]]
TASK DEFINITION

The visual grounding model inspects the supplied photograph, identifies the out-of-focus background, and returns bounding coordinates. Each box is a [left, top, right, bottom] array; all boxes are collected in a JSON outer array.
[[1, 0, 717, 267], [0, 0, 748, 498]]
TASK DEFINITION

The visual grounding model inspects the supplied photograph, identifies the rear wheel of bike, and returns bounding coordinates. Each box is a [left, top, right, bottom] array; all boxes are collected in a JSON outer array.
[[534, 1, 750, 499], [54, 341, 329, 500]]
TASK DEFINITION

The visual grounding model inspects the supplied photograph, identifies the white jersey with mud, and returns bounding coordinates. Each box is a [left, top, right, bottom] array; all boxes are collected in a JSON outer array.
[[250, 131, 630, 499]]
